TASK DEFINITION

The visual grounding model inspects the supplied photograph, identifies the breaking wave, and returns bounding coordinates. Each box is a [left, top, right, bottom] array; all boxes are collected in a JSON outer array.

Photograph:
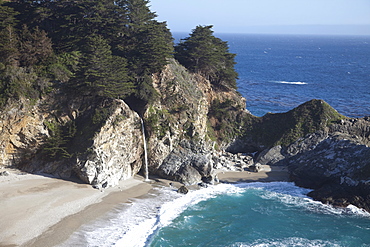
[[273, 81, 308, 85]]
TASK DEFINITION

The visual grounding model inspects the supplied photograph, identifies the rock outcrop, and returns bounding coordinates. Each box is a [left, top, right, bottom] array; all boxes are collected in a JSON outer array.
[[144, 59, 247, 185], [74, 99, 144, 187], [239, 116, 370, 212], [0, 59, 247, 187], [0, 99, 48, 167], [286, 118, 370, 211]]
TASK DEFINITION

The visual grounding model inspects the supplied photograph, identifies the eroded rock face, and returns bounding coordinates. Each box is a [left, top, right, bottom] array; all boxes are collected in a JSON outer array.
[[286, 120, 370, 212], [0, 100, 49, 167], [146, 59, 246, 185], [75, 99, 144, 187], [255, 145, 285, 165]]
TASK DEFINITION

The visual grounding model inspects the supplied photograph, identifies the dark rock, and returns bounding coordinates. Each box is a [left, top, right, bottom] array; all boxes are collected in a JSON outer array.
[[285, 130, 328, 157], [157, 145, 214, 185], [287, 131, 370, 212], [0, 171, 9, 176], [256, 145, 285, 165], [191, 155, 212, 178], [177, 185, 189, 194], [201, 175, 213, 184], [177, 164, 202, 185], [308, 183, 370, 212], [198, 182, 208, 188], [249, 163, 262, 173]]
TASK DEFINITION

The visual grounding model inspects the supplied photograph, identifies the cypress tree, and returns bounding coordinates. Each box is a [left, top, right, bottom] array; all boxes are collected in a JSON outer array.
[[0, 1, 20, 66], [77, 34, 133, 99], [175, 25, 238, 89]]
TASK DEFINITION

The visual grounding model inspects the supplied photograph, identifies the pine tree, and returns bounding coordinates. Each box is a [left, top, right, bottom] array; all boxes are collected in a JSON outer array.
[[175, 25, 238, 89]]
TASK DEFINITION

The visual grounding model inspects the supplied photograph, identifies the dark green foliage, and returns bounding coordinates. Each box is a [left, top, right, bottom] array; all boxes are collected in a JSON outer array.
[[0, 2, 20, 66], [75, 34, 133, 98], [3, 0, 173, 105], [208, 98, 246, 143], [18, 25, 53, 67], [43, 120, 76, 159], [48, 51, 81, 83], [175, 25, 238, 89], [0, 66, 39, 107], [243, 99, 347, 148]]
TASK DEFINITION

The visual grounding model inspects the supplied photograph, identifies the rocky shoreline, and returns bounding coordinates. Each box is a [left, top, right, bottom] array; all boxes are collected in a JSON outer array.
[[0, 59, 369, 216]]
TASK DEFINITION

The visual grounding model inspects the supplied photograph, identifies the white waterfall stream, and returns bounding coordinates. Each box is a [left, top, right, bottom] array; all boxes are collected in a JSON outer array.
[[140, 118, 149, 181]]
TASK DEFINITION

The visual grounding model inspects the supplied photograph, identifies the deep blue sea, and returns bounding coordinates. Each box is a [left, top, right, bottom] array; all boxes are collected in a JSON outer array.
[[176, 33, 370, 118], [60, 34, 370, 247]]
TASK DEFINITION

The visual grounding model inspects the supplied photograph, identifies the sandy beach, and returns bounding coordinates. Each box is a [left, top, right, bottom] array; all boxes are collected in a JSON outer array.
[[217, 165, 289, 183], [0, 165, 289, 247]]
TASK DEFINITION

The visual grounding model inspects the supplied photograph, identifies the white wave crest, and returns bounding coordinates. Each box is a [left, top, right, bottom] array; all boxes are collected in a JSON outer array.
[[233, 237, 342, 247], [237, 182, 370, 218], [60, 183, 244, 247], [274, 81, 308, 85]]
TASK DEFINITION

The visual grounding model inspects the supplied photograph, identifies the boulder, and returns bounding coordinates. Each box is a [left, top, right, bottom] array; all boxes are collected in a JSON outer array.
[[177, 164, 202, 186], [256, 145, 285, 165], [75, 99, 144, 187], [0, 171, 9, 176], [177, 185, 189, 194], [249, 163, 262, 172]]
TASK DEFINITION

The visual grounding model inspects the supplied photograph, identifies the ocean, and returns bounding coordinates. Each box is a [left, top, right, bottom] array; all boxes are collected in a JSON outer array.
[[221, 34, 370, 118], [60, 34, 370, 246]]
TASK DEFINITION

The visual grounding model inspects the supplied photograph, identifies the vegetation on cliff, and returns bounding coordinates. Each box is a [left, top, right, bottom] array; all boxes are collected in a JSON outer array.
[[0, 0, 173, 106], [238, 99, 347, 151], [0, 0, 242, 163]]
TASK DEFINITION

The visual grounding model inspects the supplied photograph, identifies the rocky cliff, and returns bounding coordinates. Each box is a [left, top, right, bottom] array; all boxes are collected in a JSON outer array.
[[0, 59, 369, 212], [286, 118, 370, 211], [0, 59, 246, 187], [226, 100, 370, 212], [145, 59, 247, 185]]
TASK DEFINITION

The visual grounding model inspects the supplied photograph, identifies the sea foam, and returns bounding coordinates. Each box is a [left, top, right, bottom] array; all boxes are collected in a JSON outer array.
[[234, 237, 342, 247], [60, 183, 244, 247], [60, 182, 369, 247]]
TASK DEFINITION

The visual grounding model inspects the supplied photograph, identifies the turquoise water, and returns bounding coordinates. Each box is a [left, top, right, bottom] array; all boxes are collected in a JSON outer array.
[[148, 183, 370, 247], [60, 183, 370, 247]]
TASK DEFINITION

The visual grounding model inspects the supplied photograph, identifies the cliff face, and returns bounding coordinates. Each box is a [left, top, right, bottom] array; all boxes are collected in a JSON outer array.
[[286, 118, 370, 211], [74, 99, 144, 187], [0, 100, 48, 167], [1, 58, 369, 212], [0, 92, 145, 187], [0, 59, 247, 187], [145, 59, 247, 185]]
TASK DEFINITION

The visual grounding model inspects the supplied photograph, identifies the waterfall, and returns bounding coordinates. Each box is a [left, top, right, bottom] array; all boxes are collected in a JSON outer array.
[[140, 118, 149, 181]]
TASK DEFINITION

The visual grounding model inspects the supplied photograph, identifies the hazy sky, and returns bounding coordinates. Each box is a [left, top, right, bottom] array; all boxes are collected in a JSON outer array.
[[150, 0, 370, 35]]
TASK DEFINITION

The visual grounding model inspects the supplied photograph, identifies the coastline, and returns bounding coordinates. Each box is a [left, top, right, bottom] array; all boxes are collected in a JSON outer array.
[[0, 165, 289, 247]]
